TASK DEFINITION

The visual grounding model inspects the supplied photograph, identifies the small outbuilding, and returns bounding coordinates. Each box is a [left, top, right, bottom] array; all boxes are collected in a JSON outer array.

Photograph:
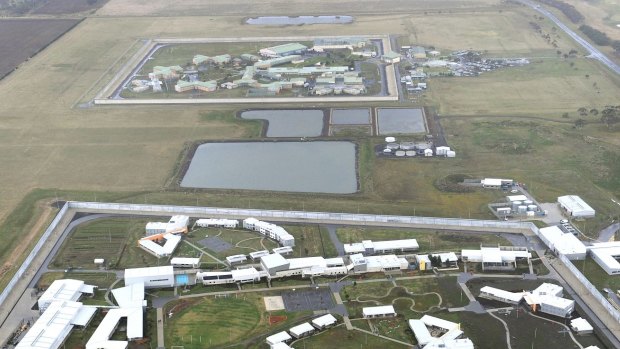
[[362, 305, 396, 319], [312, 314, 337, 329], [557, 195, 595, 218], [289, 322, 315, 338]]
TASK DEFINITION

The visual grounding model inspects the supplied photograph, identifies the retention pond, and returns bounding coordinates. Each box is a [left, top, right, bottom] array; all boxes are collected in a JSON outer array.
[[181, 141, 357, 194], [240, 110, 324, 137]]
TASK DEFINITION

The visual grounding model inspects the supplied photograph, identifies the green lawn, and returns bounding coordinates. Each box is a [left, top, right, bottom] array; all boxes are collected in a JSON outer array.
[[283, 225, 338, 258], [185, 227, 279, 259], [571, 256, 620, 292], [36, 271, 118, 289], [300, 325, 409, 349]]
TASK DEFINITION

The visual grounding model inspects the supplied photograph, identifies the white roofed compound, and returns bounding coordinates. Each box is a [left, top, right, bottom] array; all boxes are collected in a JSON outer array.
[[461, 246, 531, 271], [420, 315, 459, 332], [482, 178, 513, 188], [589, 242, 620, 275], [409, 319, 433, 345], [479, 286, 524, 304], [538, 226, 586, 260], [138, 233, 181, 258], [146, 215, 189, 235], [362, 305, 396, 318], [558, 195, 595, 218], [343, 239, 418, 255], [38, 279, 96, 312], [479, 282, 574, 318]]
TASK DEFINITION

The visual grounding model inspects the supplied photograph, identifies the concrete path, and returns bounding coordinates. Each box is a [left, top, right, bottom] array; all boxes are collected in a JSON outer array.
[[325, 225, 345, 256], [487, 310, 513, 349], [597, 223, 620, 242], [156, 307, 165, 349]]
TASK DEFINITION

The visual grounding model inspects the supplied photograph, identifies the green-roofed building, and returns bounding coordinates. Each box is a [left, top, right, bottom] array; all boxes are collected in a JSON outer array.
[[193, 55, 210, 65], [174, 80, 217, 92], [151, 65, 183, 79], [240, 54, 260, 62], [212, 54, 232, 65], [381, 51, 401, 64], [259, 43, 308, 58]]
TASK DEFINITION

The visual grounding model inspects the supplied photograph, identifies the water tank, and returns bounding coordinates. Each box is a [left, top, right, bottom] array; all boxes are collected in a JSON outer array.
[[383, 148, 392, 153], [385, 137, 396, 143], [406, 151, 416, 157], [387, 143, 399, 150], [512, 201, 522, 210], [518, 205, 527, 214], [527, 205, 538, 211], [523, 200, 534, 205], [395, 150, 406, 157]]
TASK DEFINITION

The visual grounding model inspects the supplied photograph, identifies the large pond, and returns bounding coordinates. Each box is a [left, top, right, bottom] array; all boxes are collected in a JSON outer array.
[[331, 108, 371, 124], [240, 110, 324, 137], [246, 16, 354, 25], [377, 108, 427, 134], [181, 142, 357, 194]]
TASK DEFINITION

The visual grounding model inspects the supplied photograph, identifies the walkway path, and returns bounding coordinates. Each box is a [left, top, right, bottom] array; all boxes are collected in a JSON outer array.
[[182, 240, 225, 265], [487, 310, 513, 349], [325, 225, 345, 256], [156, 307, 165, 349]]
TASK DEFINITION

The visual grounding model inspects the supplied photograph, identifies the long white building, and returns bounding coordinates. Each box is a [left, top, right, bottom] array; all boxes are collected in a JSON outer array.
[[362, 305, 396, 318], [195, 218, 238, 228], [124, 266, 175, 288], [558, 195, 595, 218], [589, 242, 620, 275], [243, 218, 295, 247], [343, 239, 419, 255], [461, 246, 531, 271], [196, 267, 262, 285], [479, 283, 574, 318], [170, 257, 201, 268], [350, 253, 409, 273], [538, 226, 586, 260]]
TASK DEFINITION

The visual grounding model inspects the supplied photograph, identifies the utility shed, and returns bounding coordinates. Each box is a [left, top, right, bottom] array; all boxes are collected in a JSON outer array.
[[571, 317, 594, 334], [558, 195, 595, 218]]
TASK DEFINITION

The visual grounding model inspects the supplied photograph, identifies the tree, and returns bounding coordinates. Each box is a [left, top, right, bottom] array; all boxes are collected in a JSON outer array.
[[562, 112, 569, 118], [577, 107, 588, 116], [589, 108, 598, 116], [574, 119, 586, 128]]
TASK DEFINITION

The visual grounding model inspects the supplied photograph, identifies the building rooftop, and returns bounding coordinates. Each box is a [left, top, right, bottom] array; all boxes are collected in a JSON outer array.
[[312, 313, 337, 328], [289, 322, 315, 336], [266, 331, 292, 345], [362, 305, 396, 316], [383, 51, 401, 59], [260, 253, 289, 269], [170, 257, 200, 265], [125, 265, 174, 280], [420, 315, 459, 331], [409, 319, 433, 345], [558, 195, 595, 215], [263, 43, 308, 55], [16, 300, 86, 349]]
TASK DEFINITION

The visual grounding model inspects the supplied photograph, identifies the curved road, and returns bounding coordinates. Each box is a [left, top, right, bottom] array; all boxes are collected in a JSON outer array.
[[517, 0, 620, 75]]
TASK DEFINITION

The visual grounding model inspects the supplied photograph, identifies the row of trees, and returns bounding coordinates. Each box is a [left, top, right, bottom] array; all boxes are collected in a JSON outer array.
[[570, 106, 620, 129], [536, 0, 584, 23]]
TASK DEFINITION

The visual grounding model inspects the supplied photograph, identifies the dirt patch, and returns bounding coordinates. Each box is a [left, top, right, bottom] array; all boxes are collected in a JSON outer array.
[[0, 19, 81, 80], [264, 296, 285, 311], [269, 314, 288, 325]]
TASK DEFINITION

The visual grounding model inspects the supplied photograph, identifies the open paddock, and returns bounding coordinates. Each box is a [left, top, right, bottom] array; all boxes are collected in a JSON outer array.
[[0, 19, 81, 80]]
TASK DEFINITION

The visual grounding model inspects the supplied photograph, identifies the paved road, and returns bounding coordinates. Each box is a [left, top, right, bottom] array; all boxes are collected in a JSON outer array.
[[517, 0, 620, 75], [325, 225, 345, 256], [597, 223, 620, 242]]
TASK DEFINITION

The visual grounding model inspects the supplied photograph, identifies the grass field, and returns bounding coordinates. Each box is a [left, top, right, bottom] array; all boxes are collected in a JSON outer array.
[[571, 256, 620, 291], [185, 227, 279, 260], [301, 325, 407, 348], [0, 19, 80, 79], [164, 293, 312, 348], [50, 217, 160, 269], [336, 227, 510, 252], [282, 225, 338, 258]]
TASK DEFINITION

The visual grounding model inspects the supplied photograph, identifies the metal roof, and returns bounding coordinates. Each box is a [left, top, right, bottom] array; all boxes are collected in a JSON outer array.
[[420, 315, 459, 331], [289, 322, 315, 336], [558, 195, 595, 216], [362, 305, 396, 316], [266, 331, 291, 345], [16, 301, 83, 349], [312, 313, 337, 328], [408, 319, 433, 345]]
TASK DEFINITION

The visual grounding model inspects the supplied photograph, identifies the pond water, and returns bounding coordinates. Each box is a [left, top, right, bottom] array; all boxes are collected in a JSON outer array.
[[240, 110, 324, 137], [246, 16, 354, 25], [331, 108, 371, 124], [377, 108, 427, 134], [181, 142, 357, 194]]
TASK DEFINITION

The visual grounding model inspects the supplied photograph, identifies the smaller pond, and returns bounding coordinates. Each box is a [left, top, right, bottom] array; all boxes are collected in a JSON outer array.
[[331, 108, 371, 124], [181, 141, 357, 194], [246, 16, 354, 25], [377, 108, 427, 135], [240, 110, 324, 137]]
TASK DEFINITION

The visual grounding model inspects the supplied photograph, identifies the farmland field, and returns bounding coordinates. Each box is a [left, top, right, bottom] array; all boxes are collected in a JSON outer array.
[[31, 0, 110, 15], [0, 19, 81, 79], [50, 217, 160, 269]]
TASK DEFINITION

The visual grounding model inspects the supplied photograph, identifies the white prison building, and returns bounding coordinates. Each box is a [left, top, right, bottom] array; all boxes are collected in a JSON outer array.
[[362, 305, 396, 318], [589, 242, 620, 275], [571, 317, 594, 334], [138, 233, 181, 258], [250, 250, 270, 261], [38, 279, 95, 312], [226, 254, 248, 265], [145, 215, 189, 235], [343, 239, 419, 255], [196, 267, 262, 285], [539, 226, 586, 260], [480, 283, 574, 318], [266, 331, 292, 347], [195, 218, 239, 228], [273, 246, 294, 255], [170, 257, 200, 268], [124, 266, 174, 288], [461, 246, 531, 271], [558, 195, 595, 218], [481, 178, 513, 188], [349, 253, 408, 273], [289, 322, 315, 338], [312, 314, 337, 329], [243, 218, 295, 247]]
